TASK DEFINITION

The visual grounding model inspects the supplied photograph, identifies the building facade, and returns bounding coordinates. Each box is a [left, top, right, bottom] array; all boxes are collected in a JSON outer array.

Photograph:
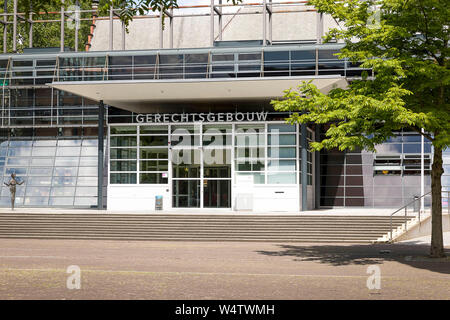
[[0, 1, 447, 211]]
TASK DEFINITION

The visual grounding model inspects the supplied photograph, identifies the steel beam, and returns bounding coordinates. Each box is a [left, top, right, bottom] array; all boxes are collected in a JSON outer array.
[[97, 100, 105, 210], [301, 123, 308, 211]]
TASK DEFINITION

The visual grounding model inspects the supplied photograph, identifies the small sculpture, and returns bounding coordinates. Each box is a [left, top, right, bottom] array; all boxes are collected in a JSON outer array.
[[3, 173, 24, 210]]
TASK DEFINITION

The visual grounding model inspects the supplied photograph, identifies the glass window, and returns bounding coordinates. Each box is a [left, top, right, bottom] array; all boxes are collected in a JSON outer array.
[[268, 172, 296, 184], [29, 167, 53, 176], [140, 173, 168, 184], [56, 147, 81, 156], [140, 136, 168, 146], [110, 126, 137, 135], [140, 126, 168, 135], [51, 187, 75, 197], [140, 148, 168, 160], [31, 158, 54, 166], [79, 157, 98, 166], [32, 147, 56, 156], [26, 187, 51, 197], [54, 158, 79, 166], [7, 158, 29, 166], [110, 161, 137, 172], [268, 147, 296, 158], [49, 197, 74, 206], [235, 147, 265, 159], [235, 134, 265, 146], [268, 160, 296, 171], [8, 148, 31, 157], [268, 134, 296, 145], [140, 160, 168, 171], [75, 187, 97, 197], [110, 136, 136, 147], [268, 124, 296, 133], [110, 148, 137, 160], [235, 172, 265, 184], [110, 173, 137, 184], [81, 147, 97, 157], [77, 177, 98, 186], [74, 198, 98, 206], [27, 176, 52, 186], [78, 167, 98, 176], [58, 140, 82, 146], [236, 160, 264, 171], [53, 167, 77, 176]]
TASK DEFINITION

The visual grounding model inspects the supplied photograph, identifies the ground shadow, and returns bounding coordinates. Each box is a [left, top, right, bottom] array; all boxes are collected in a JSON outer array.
[[256, 243, 450, 274]]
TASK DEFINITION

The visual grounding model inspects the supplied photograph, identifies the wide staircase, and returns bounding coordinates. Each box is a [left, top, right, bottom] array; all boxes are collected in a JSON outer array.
[[0, 213, 414, 243]]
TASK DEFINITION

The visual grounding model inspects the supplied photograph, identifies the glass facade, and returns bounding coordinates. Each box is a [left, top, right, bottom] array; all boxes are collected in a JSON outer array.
[[0, 46, 448, 210], [0, 133, 99, 207], [108, 123, 312, 209]]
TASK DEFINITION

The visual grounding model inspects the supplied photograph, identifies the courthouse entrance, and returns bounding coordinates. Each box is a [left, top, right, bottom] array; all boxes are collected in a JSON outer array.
[[108, 117, 311, 212], [171, 125, 232, 209]]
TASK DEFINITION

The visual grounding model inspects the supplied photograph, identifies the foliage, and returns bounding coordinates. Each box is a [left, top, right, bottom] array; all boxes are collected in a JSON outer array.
[[273, 0, 449, 153]]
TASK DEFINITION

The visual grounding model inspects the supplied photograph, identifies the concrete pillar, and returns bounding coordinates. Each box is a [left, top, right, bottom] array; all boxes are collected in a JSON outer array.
[[60, 0, 65, 52], [13, 0, 17, 52], [29, 7, 33, 48], [218, 0, 222, 41], [268, 0, 272, 44], [210, 0, 214, 46], [74, 0, 79, 51], [301, 123, 308, 211], [159, 7, 163, 49], [97, 100, 105, 210], [316, 12, 323, 44], [262, 0, 266, 46], [122, 20, 125, 50], [170, 9, 173, 49], [314, 125, 321, 209], [109, 7, 113, 50], [3, 0, 8, 53]]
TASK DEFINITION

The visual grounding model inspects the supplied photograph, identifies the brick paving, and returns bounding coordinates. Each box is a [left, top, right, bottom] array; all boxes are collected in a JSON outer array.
[[0, 239, 448, 300]]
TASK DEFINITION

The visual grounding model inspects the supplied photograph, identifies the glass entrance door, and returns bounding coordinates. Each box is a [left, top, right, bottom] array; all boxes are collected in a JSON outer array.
[[171, 124, 232, 209]]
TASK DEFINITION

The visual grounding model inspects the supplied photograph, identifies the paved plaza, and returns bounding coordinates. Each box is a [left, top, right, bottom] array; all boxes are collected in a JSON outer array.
[[0, 238, 449, 300]]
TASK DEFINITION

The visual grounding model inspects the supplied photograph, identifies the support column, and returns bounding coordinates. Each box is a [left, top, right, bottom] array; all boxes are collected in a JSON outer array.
[[210, 0, 214, 46], [13, 0, 17, 52], [74, 0, 79, 51], [301, 123, 308, 211], [109, 6, 113, 50], [315, 125, 321, 209], [316, 12, 323, 44], [122, 20, 125, 50], [218, 0, 222, 41], [97, 100, 105, 210], [159, 6, 163, 49], [29, 7, 33, 48], [268, 0, 272, 44], [169, 8, 173, 48], [3, 0, 8, 53], [262, 0, 267, 46], [60, 0, 65, 52]]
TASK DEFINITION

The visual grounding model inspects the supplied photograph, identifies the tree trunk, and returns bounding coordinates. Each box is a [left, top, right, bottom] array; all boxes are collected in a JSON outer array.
[[430, 146, 445, 258]]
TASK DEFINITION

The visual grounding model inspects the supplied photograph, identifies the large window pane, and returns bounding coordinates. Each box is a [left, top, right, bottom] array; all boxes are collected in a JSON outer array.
[[110, 173, 137, 184]]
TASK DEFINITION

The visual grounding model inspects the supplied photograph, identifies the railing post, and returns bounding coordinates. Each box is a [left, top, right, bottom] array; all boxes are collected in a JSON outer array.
[[404, 207, 407, 232], [390, 216, 392, 242]]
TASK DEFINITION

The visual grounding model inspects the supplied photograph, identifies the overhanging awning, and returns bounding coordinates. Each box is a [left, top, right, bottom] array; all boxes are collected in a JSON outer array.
[[50, 75, 348, 113]]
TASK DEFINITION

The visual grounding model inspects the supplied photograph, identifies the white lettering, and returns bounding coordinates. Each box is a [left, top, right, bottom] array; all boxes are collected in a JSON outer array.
[[235, 112, 244, 121], [136, 114, 145, 123]]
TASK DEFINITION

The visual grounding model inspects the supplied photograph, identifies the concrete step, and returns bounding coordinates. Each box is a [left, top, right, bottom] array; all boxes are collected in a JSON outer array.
[[0, 214, 415, 242]]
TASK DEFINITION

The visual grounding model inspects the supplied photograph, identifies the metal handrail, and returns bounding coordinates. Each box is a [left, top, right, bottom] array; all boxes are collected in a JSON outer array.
[[389, 191, 431, 241], [389, 190, 450, 241]]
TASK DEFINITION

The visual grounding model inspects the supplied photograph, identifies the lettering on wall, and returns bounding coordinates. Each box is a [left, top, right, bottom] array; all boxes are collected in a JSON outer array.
[[135, 112, 269, 123]]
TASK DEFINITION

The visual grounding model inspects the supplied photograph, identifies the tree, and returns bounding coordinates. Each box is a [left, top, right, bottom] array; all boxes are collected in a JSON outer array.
[[272, 0, 449, 257]]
